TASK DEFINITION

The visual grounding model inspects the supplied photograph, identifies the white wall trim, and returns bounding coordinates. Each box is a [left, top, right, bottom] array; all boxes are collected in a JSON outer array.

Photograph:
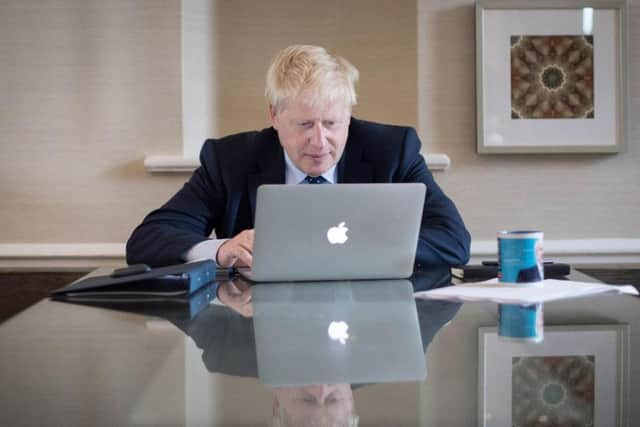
[[144, 155, 200, 173], [144, 0, 217, 170], [0, 243, 125, 270], [181, 0, 217, 158], [144, 153, 451, 173], [416, 0, 453, 173], [424, 153, 451, 171], [1, 239, 639, 270]]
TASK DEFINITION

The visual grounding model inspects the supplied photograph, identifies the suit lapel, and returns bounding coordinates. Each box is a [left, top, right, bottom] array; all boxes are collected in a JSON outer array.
[[248, 131, 285, 218], [337, 124, 373, 183]]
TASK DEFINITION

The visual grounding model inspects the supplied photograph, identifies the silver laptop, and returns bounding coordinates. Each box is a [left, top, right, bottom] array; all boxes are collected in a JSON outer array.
[[240, 183, 426, 282], [252, 279, 426, 386]]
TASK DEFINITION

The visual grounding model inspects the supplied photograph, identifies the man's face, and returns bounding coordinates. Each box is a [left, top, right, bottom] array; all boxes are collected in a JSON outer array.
[[273, 384, 354, 425], [270, 95, 351, 177]]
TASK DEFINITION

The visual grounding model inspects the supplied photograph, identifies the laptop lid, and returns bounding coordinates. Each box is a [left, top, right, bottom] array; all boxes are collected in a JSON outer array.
[[252, 280, 427, 386], [246, 183, 426, 282]]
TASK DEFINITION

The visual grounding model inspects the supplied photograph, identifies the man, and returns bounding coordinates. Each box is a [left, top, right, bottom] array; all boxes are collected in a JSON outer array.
[[127, 45, 470, 268]]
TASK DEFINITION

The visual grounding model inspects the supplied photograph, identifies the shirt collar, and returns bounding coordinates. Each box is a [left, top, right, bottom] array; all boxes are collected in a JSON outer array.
[[283, 151, 337, 184]]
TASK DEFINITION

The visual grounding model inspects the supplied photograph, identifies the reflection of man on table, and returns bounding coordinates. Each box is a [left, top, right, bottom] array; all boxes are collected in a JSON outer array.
[[126, 44, 470, 270], [175, 279, 359, 426], [170, 276, 461, 426]]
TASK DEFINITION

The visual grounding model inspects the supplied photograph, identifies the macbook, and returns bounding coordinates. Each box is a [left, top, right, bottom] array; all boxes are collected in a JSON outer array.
[[252, 279, 426, 386], [240, 183, 426, 282]]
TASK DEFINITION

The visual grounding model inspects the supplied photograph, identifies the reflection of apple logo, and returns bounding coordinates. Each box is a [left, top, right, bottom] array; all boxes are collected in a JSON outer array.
[[328, 321, 349, 344], [327, 222, 348, 244]]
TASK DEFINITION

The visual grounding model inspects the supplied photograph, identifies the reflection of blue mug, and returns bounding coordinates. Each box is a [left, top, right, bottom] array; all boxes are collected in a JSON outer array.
[[498, 304, 544, 343], [497, 230, 544, 285]]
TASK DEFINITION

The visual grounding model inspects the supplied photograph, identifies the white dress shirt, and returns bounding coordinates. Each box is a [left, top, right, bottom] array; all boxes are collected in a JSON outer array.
[[185, 152, 336, 265]]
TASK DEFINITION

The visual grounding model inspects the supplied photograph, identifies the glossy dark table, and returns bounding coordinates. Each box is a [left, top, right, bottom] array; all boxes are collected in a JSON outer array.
[[0, 269, 637, 426]]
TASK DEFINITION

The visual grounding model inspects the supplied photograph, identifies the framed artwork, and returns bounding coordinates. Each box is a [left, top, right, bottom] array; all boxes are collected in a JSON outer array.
[[475, 0, 629, 153], [478, 324, 628, 427]]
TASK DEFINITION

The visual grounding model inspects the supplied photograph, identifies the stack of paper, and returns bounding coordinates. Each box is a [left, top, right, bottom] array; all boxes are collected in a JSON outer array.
[[414, 279, 638, 305]]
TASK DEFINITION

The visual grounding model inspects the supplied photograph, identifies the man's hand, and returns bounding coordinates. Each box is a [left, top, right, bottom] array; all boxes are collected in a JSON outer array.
[[216, 229, 254, 268]]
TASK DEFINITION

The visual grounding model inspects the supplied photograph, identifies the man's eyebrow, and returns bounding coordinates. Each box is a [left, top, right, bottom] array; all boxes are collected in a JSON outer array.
[[295, 393, 318, 404]]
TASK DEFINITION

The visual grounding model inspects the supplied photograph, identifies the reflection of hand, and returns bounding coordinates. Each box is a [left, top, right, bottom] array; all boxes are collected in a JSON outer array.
[[216, 280, 253, 318], [217, 229, 254, 268]]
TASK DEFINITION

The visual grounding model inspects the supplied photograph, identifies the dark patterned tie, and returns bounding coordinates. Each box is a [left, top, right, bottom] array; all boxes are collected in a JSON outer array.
[[304, 175, 328, 184]]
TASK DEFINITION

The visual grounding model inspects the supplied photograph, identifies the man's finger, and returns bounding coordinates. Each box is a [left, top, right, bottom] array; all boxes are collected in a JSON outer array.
[[218, 230, 255, 267], [234, 279, 251, 292], [233, 247, 253, 267], [240, 290, 252, 304], [224, 255, 238, 268], [235, 240, 254, 254], [226, 281, 243, 296], [238, 231, 254, 245]]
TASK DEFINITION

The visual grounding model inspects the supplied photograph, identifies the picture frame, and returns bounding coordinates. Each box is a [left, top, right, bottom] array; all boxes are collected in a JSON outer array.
[[478, 324, 629, 427], [475, 0, 629, 153]]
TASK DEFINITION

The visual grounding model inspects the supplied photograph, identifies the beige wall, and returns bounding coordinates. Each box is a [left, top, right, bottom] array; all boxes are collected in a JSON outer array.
[[215, 0, 417, 135], [0, 0, 184, 243], [0, 0, 638, 253], [419, 0, 640, 241]]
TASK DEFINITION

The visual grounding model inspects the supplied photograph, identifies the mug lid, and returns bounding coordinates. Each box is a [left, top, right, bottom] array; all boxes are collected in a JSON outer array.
[[497, 230, 543, 239]]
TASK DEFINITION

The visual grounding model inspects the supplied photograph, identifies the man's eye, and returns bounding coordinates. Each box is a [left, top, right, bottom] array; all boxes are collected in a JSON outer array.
[[324, 121, 335, 128], [300, 122, 313, 129], [326, 396, 339, 404]]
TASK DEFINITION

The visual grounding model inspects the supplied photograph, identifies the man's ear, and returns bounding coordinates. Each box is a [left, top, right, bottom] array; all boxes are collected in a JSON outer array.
[[268, 104, 278, 130]]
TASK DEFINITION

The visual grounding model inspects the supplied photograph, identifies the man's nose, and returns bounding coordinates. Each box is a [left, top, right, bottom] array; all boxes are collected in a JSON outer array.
[[309, 122, 327, 148], [305, 384, 333, 404]]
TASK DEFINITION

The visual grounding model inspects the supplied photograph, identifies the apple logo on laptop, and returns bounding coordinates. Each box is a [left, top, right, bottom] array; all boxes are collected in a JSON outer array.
[[327, 222, 348, 244], [328, 321, 349, 344]]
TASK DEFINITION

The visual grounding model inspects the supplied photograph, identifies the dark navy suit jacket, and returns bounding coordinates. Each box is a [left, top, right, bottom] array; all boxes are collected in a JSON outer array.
[[126, 118, 471, 267]]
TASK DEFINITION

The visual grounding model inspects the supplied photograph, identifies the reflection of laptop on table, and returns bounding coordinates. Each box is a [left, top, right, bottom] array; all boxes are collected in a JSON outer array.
[[239, 183, 426, 282], [252, 279, 426, 386]]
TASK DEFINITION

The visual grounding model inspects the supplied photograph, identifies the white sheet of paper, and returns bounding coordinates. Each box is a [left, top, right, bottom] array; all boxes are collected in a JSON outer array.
[[414, 278, 638, 305]]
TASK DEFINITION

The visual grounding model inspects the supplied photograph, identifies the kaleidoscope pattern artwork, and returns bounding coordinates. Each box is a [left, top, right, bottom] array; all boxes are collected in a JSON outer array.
[[512, 355, 595, 427], [511, 35, 594, 119]]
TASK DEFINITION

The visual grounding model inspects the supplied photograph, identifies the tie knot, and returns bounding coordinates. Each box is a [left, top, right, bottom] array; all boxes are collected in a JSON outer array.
[[304, 175, 327, 184]]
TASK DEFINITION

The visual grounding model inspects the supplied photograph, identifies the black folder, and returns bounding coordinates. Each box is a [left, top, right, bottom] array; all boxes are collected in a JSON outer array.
[[50, 260, 217, 298], [457, 262, 571, 282], [51, 280, 219, 320]]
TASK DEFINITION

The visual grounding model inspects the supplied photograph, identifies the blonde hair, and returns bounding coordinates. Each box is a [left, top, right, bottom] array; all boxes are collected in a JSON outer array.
[[265, 45, 359, 113]]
